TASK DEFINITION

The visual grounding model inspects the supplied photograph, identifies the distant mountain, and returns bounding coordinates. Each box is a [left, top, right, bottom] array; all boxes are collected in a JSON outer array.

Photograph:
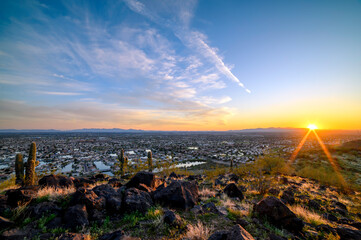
[[0, 129, 61, 133], [229, 127, 305, 133], [69, 128, 145, 133]]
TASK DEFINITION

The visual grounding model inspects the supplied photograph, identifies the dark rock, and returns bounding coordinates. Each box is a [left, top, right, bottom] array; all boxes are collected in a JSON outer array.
[[280, 176, 288, 184], [46, 216, 63, 229], [253, 196, 304, 233], [6, 187, 37, 208], [70, 188, 105, 210], [58, 233, 91, 240], [38, 174, 74, 189], [98, 230, 124, 240], [236, 218, 250, 227], [224, 183, 244, 201], [0, 194, 10, 216], [98, 230, 140, 240], [92, 173, 107, 181], [336, 227, 361, 240], [350, 222, 361, 230], [169, 172, 178, 179], [215, 178, 225, 186], [266, 234, 287, 240], [73, 178, 96, 189], [107, 196, 122, 212], [89, 209, 106, 224], [208, 230, 229, 240], [308, 199, 321, 210], [186, 175, 202, 181], [63, 204, 89, 230], [0, 216, 14, 230], [1, 228, 34, 240], [28, 201, 61, 219], [227, 224, 255, 240], [126, 171, 155, 189], [123, 188, 153, 214], [202, 202, 223, 215], [333, 201, 348, 211], [190, 205, 203, 215], [316, 224, 336, 234], [108, 178, 122, 188], [92, 184, 117, 199], [153, 180, 198, 210], [137, 183, 152, 193], [280, 187, 295, 205], [268, 188, 280, 196], [163, 210, 183, 227], [323, 213, 338, 222], [228, 174, 239, 183]]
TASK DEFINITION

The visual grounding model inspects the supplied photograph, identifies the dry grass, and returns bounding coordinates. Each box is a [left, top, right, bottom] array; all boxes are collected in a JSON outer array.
[[199, 188, 216, 201], [37, 186, 76, 201], [185, 221, 212, 240], [220, 194, 235, 209], [288, 204, 329, 226]]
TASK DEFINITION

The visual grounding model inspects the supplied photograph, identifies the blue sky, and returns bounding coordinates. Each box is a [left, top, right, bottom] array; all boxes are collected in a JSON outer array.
[[0, 0, 360, 130]]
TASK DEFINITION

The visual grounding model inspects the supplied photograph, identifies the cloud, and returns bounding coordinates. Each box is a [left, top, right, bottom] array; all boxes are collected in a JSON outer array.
[[123, 0, 251, 93], [35, 91, 83, 96]]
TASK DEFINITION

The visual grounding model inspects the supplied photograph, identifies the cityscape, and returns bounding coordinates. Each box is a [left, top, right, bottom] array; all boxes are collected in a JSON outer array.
[[1, 130, 360, 180]]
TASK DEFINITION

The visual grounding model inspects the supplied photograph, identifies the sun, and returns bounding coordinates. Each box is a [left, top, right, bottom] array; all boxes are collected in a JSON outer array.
[[307, 124, 318, 130]]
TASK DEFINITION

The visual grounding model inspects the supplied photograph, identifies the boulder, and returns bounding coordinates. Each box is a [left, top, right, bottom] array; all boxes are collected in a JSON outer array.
[[228, 174, 239, 183], [202, 202, 223, 215], [208, 230, 228, 240], [316, 224, 336, 235], [253, 196, 304, 233], [123, 188, 153, 214], [108, 178, 122, 188], [308, 199, 321, 210], [28, 201, 61, 219], [153, 180, 198, 210], [70, 188, 105, 210], [227, 224, 255, 240], [92, 184, 122, 212], [268, 188, 280, 196], [163, 210, 183, 227], [169, 172, 179, 179], [92, 184, 117, 199], [126, 171, 155, 189], [73, 178, 96, 189], [38, 175, 74, 189], [336, 227, 361, 240], [0, 216, 14, 230], [207, 225, 254, 240], [323, 213, 338, 222], [92, 173, 108, 181], [224, 183, 244, 201], [280, 187, 295, 205], [58, 233, 91, 240], [6, 187, 37, 208], [63, 204, 89, 230]]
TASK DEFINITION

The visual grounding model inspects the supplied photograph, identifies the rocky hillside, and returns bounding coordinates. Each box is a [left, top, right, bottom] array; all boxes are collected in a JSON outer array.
[[0, 171, 360, 240]]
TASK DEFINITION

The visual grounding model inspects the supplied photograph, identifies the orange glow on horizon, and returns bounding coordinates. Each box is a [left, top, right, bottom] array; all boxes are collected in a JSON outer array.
[[288, 127, 347, 188]]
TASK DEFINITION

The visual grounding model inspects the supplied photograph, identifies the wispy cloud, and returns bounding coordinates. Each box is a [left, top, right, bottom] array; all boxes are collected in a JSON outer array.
[[124, 0, 251, 93]]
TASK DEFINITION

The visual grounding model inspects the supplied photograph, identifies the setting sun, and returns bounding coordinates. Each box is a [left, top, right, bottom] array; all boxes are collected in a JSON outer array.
[[307, 124, 318, 130]]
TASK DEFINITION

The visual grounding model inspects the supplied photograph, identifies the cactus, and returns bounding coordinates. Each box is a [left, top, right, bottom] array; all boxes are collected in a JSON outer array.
[[24, 142, 39, 186], [230, 158, 234, 172], [15, 153, 24, 185], [147, 150, 153, 172], [117, 149, 127, 177]]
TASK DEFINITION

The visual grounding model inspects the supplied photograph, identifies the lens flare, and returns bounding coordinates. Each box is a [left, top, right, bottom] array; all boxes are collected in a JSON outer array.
[[288, 126, 347, 188]]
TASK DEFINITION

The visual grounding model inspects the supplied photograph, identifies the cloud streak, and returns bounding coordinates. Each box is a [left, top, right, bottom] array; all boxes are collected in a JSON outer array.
[[124, 0, 251, 93]]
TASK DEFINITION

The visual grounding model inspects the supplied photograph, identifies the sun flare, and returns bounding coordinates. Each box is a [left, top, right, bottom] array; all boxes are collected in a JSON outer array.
[[307, 124, 318, 130]]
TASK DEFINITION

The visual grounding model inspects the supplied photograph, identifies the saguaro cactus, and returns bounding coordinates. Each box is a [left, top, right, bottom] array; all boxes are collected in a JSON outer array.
[[117, 149, 128, 177], [15, 153, 24, 185], [230, 158, 234, 172], [147, 150, 153, 172], [24, 142, 39, 186]]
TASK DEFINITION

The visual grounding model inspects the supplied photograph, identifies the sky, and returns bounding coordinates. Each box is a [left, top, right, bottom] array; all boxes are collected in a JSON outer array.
[[0, 0, 360, 130]]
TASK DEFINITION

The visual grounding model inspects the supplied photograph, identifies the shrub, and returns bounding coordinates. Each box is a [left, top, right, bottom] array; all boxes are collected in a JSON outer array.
[[185, 220, 211, 240]]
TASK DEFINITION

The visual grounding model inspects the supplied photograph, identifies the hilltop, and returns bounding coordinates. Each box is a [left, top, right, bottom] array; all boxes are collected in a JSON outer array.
[[0, 169, 360, 240]]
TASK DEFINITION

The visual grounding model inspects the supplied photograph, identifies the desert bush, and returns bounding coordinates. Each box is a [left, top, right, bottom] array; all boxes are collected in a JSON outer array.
[[199, 188, 216, 200], [254, 153, 286, 174], [36, 186, 76, 201], [0, 174, 17, 192], [288, 204, 329, 226], [185, 220, 211, 240]]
